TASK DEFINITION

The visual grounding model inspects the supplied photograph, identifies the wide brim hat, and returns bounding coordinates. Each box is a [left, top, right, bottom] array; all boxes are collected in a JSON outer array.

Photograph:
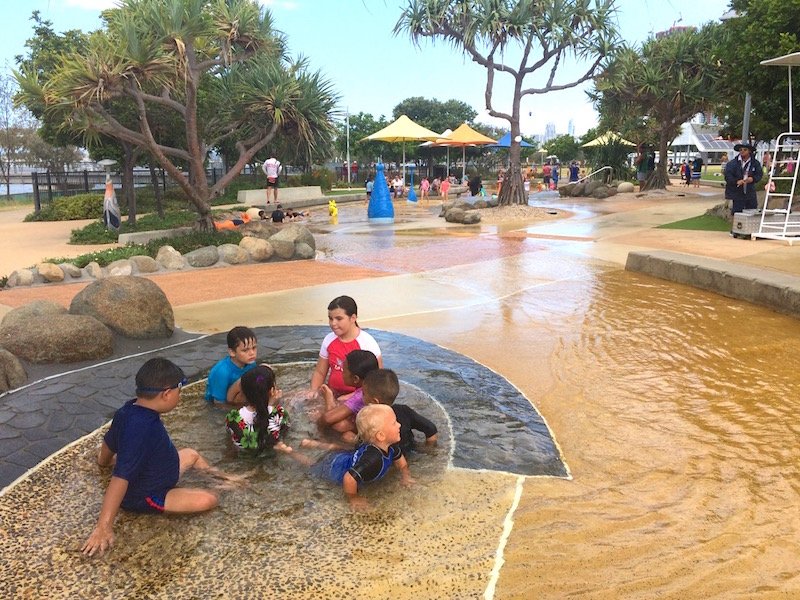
[[733, 142, 756, 152]]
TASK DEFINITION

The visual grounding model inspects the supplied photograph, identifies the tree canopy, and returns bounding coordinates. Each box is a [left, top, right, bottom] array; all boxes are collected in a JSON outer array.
[[395, 0, 618, 204], [712, 0, 800, 142], [15, 0, 338, 230], [591, 25, 722, 189]]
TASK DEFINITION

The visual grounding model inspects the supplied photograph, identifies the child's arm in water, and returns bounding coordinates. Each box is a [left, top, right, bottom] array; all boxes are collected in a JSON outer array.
[[317, 385, 354, 427], [97, 441, 115, 467], [226, 379, 245, 405], [308, 356, 329, 398], [394, 455, 415, 487], [342, 472, 368, 511], [82, 475, 128, 557]]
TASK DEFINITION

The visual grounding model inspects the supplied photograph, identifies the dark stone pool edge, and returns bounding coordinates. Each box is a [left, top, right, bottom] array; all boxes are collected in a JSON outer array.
[[0, 326, 568, 491]]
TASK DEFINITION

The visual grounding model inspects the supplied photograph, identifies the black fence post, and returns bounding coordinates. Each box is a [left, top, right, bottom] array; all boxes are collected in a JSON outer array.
[[83, 170, 89, 193], [161, 169, 166, 191], [46, 170, 53, 204], [32, 172, 41, 213]]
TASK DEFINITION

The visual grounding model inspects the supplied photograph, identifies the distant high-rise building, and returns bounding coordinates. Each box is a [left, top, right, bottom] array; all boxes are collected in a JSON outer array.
[[567, 119, 575, 137], [544, 122, 556, 143]]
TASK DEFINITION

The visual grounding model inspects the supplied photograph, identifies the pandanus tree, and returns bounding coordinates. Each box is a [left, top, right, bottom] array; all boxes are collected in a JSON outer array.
[[15, 0, 338, 230], [590, 25, 722, 190], [395, 0, 619, 205]]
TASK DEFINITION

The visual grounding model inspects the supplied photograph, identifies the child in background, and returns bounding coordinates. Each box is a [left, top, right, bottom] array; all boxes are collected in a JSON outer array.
[[309, 295, 382, 399], [363, 369, 438, 453], [420, 176, 430, 204], [317, 350, 379, 443], [205, 326, 258, 405], [302, 404, 413, 511], [82, 358, 245, 557], [225, 364, 291, 455], [439, 175, 451, 201], [365, 176, 374, 205]]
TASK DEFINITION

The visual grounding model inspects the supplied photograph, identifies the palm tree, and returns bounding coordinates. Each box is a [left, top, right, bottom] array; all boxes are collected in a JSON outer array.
[[395, 0, 618, 205], [591, 26, 722, 190], [16, 0, 338, 230]]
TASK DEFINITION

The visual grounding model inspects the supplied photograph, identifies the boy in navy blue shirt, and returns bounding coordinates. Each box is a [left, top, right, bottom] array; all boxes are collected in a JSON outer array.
[[205, 326, 258, 405], [82, 358, 244, 557]]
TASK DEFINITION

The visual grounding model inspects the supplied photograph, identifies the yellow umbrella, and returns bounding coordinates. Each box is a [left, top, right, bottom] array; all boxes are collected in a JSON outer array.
[[362, 115, 441, 181], [582, 131, 637, 147], [431, 123, 497, 180]]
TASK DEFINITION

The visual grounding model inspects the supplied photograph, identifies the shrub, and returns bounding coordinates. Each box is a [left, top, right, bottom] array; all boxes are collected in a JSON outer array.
[[144, 230, 242, 255], [285, 169, 334, 191], [48, 229, 245, 268], [69, 210, 198, 244], [24, 193, 104, 222]]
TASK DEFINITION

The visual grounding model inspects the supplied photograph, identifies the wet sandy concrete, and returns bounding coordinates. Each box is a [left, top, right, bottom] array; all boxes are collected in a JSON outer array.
[[4, 195, 800, 597]]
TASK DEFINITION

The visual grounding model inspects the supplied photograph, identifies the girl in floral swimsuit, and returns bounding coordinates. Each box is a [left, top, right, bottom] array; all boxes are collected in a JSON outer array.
[[225, 364, 291, 455]]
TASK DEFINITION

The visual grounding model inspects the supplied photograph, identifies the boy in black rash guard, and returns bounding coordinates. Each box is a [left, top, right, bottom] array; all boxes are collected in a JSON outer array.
[[362, 368, 438, 453]]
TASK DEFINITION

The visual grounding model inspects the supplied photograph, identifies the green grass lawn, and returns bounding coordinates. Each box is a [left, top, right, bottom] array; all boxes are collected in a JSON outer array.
[[657, 214, 730, 231]]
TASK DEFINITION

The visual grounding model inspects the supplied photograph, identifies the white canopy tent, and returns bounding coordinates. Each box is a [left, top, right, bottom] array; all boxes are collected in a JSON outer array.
[[760, 51, 800, 133]]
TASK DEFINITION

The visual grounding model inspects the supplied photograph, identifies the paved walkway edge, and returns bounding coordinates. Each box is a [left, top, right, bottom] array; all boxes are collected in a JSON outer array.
[[625, 250, 800, 318]]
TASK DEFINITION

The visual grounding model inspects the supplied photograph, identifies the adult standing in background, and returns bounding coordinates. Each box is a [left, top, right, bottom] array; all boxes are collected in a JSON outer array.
[[724, 142, 763, 215], [635, 146, 647, 191], [262, 156, 281, 204], [691, 154, 704, 187]]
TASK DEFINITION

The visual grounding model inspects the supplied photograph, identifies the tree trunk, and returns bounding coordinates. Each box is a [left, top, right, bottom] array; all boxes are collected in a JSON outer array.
[[498, 139, 526, 205], [121, 143, 138, 225], [643, 134, 671, 190], [148, 161, 164, 218]]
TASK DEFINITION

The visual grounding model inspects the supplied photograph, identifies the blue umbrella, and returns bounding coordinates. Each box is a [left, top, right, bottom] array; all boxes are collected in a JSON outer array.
[[489, 132, 533, 148]]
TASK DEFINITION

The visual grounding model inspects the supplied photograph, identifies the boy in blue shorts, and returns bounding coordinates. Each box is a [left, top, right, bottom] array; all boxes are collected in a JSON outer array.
[[82, 358, 244, 557], [205, 326, 258, 405]]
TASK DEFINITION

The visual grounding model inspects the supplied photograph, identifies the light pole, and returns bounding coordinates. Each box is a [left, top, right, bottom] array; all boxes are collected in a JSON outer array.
[[346, 108, 351, 187]]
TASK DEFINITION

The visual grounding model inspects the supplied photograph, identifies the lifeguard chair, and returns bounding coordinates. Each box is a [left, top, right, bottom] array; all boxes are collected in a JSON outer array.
[[753, 52, 800, 243]]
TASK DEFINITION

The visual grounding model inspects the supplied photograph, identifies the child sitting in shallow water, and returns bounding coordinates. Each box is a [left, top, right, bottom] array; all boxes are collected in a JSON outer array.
[[225, 364, 291, 455], [302, 404, 414, 510], [317, 349, 379, 443]]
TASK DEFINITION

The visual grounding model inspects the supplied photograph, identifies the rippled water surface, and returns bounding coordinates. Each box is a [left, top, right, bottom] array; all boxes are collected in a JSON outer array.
[[4, 197, 800, 597]]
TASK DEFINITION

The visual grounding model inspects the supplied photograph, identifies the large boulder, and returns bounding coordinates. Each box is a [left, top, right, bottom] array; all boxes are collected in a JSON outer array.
[[37, 262, 65, 283], [59, 262, 83, 279], [0, 348, 27, 392], [184, 246, 219, 268], [282, 223, 316, 252], [240, 236, 274, 262], [69, 276, 174, 339], [241, 220, 281, 240], [129, 255, 159, 273], [268, 229, 297, 259], [1, 300, 67, 329], [7, 269, 34, 287], [617, 181, 635, 193], [217, 243, 250, 264], [0, 313, 113, 363], [156, 246, 185, 270], [294, 243, 316, 260], [107, 259, 134, 277], [444, 207, 466, 223], [84, 261, 105, 279]]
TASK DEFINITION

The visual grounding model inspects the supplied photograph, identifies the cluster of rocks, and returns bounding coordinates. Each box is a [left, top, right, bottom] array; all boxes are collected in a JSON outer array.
[[0, 276, 174, 392], [5, 222, 316, 288], [558, 180, 634, 199], [439, 196, 500, 224]]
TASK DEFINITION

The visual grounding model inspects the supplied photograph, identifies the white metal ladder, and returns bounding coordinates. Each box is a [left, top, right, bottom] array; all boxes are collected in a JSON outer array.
[[754, 132, 800, 243]]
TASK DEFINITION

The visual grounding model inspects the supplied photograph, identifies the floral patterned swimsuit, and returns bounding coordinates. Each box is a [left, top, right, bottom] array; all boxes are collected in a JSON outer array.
[[225, 404, 289, 452]]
